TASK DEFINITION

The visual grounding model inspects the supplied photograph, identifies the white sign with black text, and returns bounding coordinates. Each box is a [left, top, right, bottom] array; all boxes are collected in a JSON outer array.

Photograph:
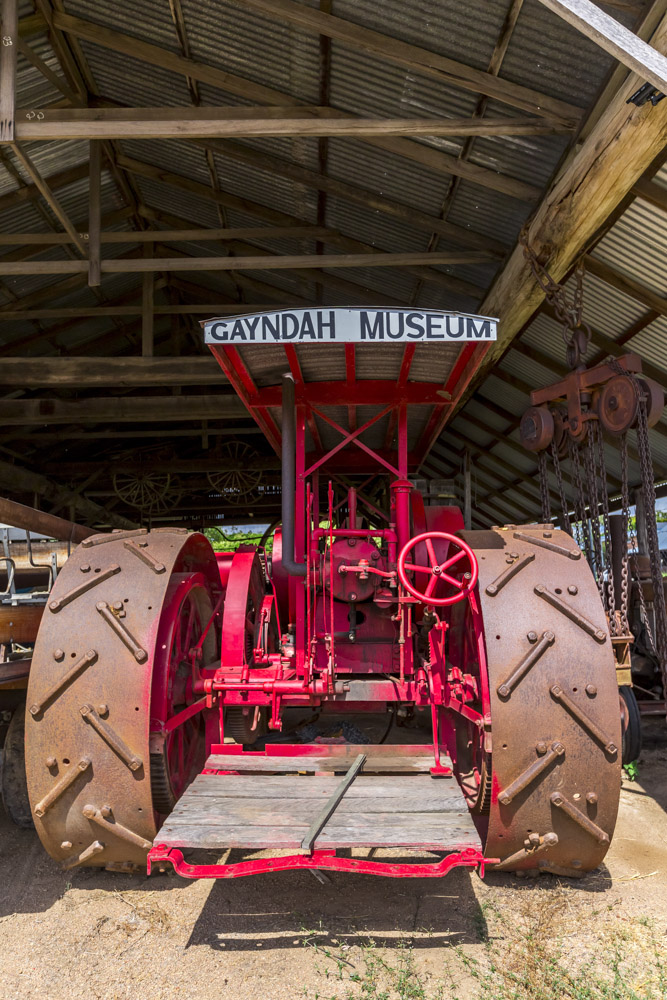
[[204, 308, 498, 345]]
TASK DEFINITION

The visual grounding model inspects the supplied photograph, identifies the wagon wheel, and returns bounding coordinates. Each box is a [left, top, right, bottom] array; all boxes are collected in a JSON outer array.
[[456, 526, 621, 875], [25, 529, 221, 870], [207, 441, 262, 503], [112, 471, 182, 513]]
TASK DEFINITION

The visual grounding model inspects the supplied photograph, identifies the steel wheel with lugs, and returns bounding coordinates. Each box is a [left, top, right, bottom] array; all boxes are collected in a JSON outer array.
[[459, 525, 622, 875], [25, 529, 221, 870]]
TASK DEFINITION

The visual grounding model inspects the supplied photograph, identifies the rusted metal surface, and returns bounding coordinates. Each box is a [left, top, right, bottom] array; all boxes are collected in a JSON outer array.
[[463, 524, 621, 875], [25, 529, 220, 869]]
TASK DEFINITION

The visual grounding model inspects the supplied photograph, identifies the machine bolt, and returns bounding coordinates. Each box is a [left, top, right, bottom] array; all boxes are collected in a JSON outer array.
[[568, 585, 578, 595], [45, 756, 57, 768], [97, 704, 109, 717], [586, 791, 598, 805], [53, 649, 65, 662], [138, 540, 148, 548], [543, 832, 558, 847], [112, 601, 123, 611], [61, 841, 72, 851], [348, 538, 357, 547], [527, 833, 541, 847], [543, 531, 552, 538], [101, 804, 113, 818], [535, 741, 548, 755], [371, 550, 380, 560], [585, 684, 597, 696], [80, 564, 91, 573], [527, 631, 538, 643], [509, 551, 519, 559], [349, 592, 357, 601]]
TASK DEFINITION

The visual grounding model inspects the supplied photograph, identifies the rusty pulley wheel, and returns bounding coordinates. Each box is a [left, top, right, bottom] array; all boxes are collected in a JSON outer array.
[[519, 406, 554, 452], [24, 528, 221, 870], [460, 525, 621, 876]]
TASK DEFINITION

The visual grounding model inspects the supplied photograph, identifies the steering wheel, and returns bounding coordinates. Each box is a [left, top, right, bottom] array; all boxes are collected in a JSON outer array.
[[397, 532, 478, 607]]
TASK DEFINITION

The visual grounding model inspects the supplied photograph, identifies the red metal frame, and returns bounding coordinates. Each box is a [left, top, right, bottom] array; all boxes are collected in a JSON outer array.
[[148, 844, 494, 879], [188, 335, 495, 882]]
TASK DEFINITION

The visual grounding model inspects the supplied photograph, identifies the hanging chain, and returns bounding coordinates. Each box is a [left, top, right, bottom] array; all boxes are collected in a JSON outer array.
[[619, 433, 633, 635], [568, 436, 592, 564], [519, 233, 592, 368], [592, 420, 617, 633], [582, 429, 607, 611], [607, 359, 667, 697], [550, 439, 571, 534], [537, 448, 551, 523]]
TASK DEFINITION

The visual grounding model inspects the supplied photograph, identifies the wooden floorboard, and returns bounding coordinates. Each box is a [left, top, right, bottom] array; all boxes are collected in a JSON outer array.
[[157, 773, 481, 852]]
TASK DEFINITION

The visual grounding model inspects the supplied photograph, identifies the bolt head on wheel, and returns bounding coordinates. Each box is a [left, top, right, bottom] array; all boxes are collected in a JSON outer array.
[[397, 532, 478, 607]]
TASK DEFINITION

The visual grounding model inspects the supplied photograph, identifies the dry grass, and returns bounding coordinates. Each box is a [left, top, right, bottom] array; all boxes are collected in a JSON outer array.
[[304, 884, 667, 1000]]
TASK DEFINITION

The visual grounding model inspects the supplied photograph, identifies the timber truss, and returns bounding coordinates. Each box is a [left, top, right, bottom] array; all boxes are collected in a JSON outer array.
[[0, 0, 666, 529]]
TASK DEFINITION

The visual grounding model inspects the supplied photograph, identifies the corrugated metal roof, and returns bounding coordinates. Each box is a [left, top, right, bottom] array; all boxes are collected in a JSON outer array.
[[1, 0, 662, 527]]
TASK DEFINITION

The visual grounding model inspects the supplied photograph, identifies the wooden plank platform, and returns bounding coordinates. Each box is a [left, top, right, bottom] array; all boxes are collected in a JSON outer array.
[[156, 773, 481, 852], [206, 743, 443, 774]]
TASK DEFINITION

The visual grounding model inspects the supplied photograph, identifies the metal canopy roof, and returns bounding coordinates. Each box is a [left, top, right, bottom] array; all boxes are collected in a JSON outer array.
[[0, 0, 666, 529]]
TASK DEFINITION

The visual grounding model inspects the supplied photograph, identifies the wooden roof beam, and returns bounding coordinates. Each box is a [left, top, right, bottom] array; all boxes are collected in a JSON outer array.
[[537, 0, 667, 93], [51, 12, 545, 201], [442, 9, 667, 425], [14, 107, 572, 140], [227, 0, 582, 125]]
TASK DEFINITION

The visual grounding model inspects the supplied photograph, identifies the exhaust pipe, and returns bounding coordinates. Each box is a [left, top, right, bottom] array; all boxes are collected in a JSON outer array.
[[281, 374, 306, 577]]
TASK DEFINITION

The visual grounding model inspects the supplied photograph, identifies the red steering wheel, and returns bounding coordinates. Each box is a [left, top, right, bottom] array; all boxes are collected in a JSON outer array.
[[397, 531, 478, 607]]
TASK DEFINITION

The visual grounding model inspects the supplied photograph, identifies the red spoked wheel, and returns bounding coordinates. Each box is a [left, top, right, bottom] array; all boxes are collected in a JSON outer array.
[[398, 532, 478, 606], [150, 572, 218, 814]]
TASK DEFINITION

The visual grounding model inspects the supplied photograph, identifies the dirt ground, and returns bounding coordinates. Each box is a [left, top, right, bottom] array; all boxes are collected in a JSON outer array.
[[1, 720, 667, 1000]]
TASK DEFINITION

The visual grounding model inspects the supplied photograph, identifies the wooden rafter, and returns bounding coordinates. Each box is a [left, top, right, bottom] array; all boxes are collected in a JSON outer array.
[[12, 107, 572, 140], [0, 0, 17, 141], [442, 9, 667, 426], [537, 0, 667, 92]]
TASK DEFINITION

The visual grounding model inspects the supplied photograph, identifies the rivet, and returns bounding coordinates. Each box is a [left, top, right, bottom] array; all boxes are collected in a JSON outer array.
[[112, 601, 123, 611], [585, 684, 597, 696], [80, 564, 91, 573], [527, 631, 538, 643], [527, 832, 540, 847], [349, 592, 357, 601], [101, 804, 113, 818], [45, 756, 57, 768], [568, 585, 578, 595], [61, 841, 72, 851], [53, 649, 65, 662], [571, 859, 582, 869], [535, 741, 548, 755], [586, 791, 598, 805], [97, 704, 109, 717]]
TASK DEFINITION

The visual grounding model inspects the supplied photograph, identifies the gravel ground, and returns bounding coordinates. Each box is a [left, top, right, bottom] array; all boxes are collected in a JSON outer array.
[[1, 719, 667, 1000]]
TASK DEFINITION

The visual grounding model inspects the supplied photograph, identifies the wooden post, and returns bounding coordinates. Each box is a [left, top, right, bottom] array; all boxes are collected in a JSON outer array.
[[0, 0, 17, 142], [142, 241, 154, 357], [88, 140, 101, 286], [537, 0, 667, 94]]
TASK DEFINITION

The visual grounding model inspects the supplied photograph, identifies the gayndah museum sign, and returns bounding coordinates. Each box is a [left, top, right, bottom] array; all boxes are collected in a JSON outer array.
[[203, 308, 498, 344]]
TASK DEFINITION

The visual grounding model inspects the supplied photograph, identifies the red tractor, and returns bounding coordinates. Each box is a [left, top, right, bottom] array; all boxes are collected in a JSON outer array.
[[24, 308, 621, 879]]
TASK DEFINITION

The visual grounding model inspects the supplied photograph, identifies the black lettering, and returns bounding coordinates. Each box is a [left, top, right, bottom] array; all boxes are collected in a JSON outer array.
[[245, 317, 260, 341], [360, 311, 384, 340], [262, 314, 280, 340], [318, 310, 336, 340], [230, 319, 247, 340], [385, 312, 405, 339], [446, 316, 464, 338], [281, 313, 299, 340], [208, 322, 228, 342], [406, 313, 425, 339], [466, 317, 492, 340], [299, 312, 316, 340], [426, 315, 444, 339]]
